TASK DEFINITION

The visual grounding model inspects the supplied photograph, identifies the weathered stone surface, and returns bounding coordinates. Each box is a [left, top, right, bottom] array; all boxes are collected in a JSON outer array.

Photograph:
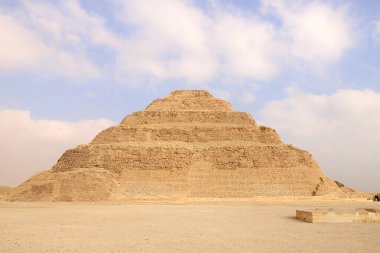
[[9, 90, 366, 201], [296, 208, 380, 223], [0, 186, 12, 201]]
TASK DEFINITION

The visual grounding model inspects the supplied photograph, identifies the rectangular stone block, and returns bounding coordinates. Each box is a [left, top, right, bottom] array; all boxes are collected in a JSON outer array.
[[296, 208, 380, 223]]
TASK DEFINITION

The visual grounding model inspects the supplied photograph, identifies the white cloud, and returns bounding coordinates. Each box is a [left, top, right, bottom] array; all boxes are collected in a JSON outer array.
[[261, 0, 353, 63], [257, 89, 380, 192], [213, 10, 282, 80], [0, 109, 114, 187], [0, 15, 46, 71], [239, 92, 256, 104], [114, 0, 283, 83], [0, 0, 115, 80], [113, 0, 217, 83], [0, 0, 354, 84]]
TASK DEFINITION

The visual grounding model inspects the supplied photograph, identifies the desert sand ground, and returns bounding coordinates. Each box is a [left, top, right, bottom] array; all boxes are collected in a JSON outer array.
[[1, 201, 379, 253]]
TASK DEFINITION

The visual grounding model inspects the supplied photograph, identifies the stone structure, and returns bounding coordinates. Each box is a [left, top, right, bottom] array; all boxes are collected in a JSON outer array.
[[296, 208, 380, 223], [10, 90, 362, 201]]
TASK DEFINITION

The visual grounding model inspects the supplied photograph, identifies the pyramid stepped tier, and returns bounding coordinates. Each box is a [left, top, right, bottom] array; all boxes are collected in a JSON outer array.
[[10, 90, 346, 201], [91, 124, 281, 144], [52, 144, 315, 173], [145, 90, 233, 111], [121, 110, 255, 125]]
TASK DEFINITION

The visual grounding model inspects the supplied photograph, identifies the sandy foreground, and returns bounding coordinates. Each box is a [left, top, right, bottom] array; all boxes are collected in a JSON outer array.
[[0, 201, 379, 253]]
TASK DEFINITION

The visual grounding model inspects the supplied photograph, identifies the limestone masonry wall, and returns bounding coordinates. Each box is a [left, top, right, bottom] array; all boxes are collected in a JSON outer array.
[[10, 90, 355, 201]]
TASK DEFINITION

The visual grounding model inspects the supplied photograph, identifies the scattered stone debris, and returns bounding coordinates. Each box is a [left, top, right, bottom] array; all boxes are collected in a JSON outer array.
[[0, 186, 12, 201]]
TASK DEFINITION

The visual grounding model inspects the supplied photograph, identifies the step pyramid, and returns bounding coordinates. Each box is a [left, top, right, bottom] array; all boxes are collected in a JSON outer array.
[[11, 90, 342, 201]]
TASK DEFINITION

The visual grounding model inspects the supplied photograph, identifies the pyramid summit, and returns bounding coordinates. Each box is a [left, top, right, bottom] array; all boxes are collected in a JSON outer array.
[[10, 90, 364, 201]]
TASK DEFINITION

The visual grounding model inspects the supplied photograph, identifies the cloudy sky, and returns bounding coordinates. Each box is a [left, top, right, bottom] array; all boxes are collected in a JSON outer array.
[[0, 0, 379, 192]]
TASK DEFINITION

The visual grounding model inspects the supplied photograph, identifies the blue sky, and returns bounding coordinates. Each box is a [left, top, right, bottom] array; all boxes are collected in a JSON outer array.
[[0, 0, 379, 192]]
